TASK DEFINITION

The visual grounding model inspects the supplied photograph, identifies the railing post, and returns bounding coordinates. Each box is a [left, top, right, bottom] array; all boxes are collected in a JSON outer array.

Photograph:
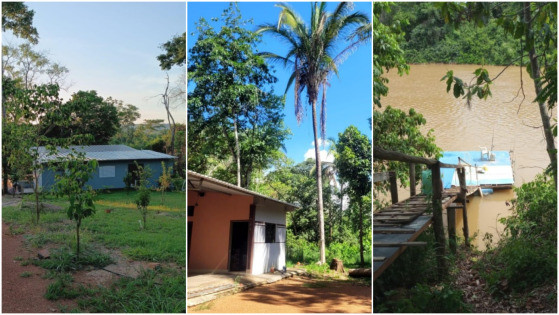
[[431, 162, 447, 278], [447, 207, 456, 254], [458, 168, 470, 247], [389, 171, 398, 204], [409, 163, 416, 197]]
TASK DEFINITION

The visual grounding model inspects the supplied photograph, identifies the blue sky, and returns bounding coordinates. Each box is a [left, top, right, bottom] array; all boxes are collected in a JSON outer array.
[[2, 2, 186, 123], [187, 2, 372, 163]]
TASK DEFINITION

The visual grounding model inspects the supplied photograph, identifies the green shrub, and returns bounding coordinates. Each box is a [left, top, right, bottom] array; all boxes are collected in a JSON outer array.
[[286, 231, 320, 264], [374, 283, 471, 313], [478, 173, 557, 295]]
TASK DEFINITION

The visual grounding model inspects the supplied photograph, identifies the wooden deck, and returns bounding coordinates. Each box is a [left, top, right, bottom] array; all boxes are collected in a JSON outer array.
[[373, 186, 479, 281]]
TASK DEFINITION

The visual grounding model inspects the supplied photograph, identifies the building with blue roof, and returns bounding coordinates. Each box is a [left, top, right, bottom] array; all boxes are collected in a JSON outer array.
[[35, 145, 176, 190]]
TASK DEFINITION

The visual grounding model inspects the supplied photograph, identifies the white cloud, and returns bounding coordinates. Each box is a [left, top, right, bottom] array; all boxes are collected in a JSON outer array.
[[304, 149, 334, 163], [310, 139, 329, 147]]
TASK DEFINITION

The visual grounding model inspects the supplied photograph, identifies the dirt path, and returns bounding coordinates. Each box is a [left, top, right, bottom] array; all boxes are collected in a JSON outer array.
[[189, 276, 371, 313], [2, 221, 76, 313]]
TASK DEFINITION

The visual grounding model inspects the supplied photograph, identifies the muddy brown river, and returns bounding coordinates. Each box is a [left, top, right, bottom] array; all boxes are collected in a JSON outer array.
[[379, 64, 553, 249]]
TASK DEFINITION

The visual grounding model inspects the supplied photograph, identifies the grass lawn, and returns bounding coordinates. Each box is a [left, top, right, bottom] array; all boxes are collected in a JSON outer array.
[[2, 189, 186, 312]]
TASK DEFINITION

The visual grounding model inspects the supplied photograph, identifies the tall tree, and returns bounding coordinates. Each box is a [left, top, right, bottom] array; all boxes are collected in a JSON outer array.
[[2, 2, 39, 44], [335, 126, 371, 266], [42, 90, 120, 144], [258, 2, 370, 264], [109, 99, 141, 145], [157, 32, 186, 70], [188, 3, 289, 188]]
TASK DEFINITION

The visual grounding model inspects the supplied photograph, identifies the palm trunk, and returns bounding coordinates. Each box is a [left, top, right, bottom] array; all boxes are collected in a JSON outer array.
[[311, 99, 326, 264], [234, 118, 241, 187], [524, 3, 557, 186]]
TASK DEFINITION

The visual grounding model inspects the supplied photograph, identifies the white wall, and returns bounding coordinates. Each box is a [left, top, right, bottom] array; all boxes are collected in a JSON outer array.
[[251, 201, 288, 275]]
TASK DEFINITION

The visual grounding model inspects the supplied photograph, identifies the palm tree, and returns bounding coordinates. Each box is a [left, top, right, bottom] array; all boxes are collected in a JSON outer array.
[[258, 2, 370, 264]]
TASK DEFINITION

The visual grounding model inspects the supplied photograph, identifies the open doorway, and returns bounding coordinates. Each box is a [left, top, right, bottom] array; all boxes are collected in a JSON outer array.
[[229, 221, 249, 272]]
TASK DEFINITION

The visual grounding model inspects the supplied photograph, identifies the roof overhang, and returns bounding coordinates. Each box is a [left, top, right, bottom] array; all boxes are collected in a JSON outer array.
[[187, 170, 297, 211]]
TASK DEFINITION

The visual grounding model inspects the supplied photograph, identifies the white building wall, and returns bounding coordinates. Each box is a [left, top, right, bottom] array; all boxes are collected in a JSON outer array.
[[251, 200, 287, 275]]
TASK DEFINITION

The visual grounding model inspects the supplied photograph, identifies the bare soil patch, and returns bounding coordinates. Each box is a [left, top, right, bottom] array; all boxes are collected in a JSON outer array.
[[2, 221, 76, 313], [189, 275, 371, 313]]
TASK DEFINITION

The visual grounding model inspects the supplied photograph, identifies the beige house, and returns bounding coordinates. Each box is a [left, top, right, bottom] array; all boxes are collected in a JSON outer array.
[[187, 171, 296, 275]]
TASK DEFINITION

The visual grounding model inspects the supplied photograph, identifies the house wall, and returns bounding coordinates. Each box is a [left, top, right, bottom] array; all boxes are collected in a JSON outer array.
[[187, 190, 252, 273], [251, 199, 287, 275], [39, 159, 173, 190]]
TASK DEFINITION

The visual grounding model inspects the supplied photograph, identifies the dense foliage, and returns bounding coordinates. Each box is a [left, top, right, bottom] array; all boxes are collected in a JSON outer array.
[[373, 106, 441, 195], [379, 2, 520, 65], [478, 174, 557, 295], [257, 127, 372, 268], [188, 3, 289, 188]]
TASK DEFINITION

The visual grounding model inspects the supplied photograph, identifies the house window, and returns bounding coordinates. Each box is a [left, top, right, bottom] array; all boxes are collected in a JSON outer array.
[[99, 165, 115, 178], [188, 206, 194, 216], [265, 223, 276, 243]]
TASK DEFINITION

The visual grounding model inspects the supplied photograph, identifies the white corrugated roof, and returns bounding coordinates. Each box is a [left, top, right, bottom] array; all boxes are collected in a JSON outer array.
[[35, 145, 176, 163]]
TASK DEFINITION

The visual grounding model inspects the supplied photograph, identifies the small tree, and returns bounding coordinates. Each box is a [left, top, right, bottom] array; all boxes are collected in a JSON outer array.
[[158, 161, 172, 203], [123, 171, 134, 195], [52, 152, 97, 258], [133, 162, 151, 229]]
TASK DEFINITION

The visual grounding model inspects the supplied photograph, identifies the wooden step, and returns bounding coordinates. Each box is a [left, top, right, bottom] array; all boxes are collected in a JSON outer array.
[[373, 241, 428, 247]]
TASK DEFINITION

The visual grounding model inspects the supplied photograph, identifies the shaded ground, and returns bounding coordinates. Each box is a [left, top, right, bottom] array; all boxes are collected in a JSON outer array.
[[2, 221, 76, 313], [453, 249, 557, 313], [189, 275, 371, 313]]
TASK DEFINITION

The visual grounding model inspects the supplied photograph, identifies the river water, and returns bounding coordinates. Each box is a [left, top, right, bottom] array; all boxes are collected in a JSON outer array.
[[380, 64, 552, 250]]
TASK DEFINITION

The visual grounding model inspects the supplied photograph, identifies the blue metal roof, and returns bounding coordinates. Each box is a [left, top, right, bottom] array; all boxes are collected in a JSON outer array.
[[35, 145, 176, 163], [440, 150, 514, 188]]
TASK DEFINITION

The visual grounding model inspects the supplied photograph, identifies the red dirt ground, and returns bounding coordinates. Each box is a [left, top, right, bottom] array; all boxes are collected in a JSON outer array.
[[2, 221, 77, 313], [189, 276, 372, 313]]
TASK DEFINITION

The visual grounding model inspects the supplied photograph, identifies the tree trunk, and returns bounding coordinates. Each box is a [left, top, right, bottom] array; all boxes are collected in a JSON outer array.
[[359, 199, 364, 267], [233, 117, 241, 187], [524, 2, 557, 186], [163, 75, 177, 175], [33, 169, 40, 224], [76, 219, 81, 258], [311, 99, 326, 264]]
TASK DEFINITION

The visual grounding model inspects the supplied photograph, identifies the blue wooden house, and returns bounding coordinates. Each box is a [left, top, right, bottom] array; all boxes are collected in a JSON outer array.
[[35, 145, 176, 190]]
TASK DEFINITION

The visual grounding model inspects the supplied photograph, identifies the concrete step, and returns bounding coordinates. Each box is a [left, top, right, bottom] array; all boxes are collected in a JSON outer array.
[[187, 269, 308, 307]]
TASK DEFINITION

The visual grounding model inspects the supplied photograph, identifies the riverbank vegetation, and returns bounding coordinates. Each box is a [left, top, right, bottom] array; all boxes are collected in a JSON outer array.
[[374, 1, 557, 312], [379, 2, 520, 65]]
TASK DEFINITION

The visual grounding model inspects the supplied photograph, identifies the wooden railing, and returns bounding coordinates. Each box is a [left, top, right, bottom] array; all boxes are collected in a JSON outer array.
[[374, 146, 471, 278]]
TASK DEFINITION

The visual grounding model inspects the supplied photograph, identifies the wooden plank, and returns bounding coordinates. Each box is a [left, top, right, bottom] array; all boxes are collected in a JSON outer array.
[[373, 241, 428, 247], [373, 146, 438, 166], [447, 203, 464, 209], [373, 172, 390, 183], [374, 228, 416, 234], [373, 216, 433, 281], [440, 162, 464, 169]]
